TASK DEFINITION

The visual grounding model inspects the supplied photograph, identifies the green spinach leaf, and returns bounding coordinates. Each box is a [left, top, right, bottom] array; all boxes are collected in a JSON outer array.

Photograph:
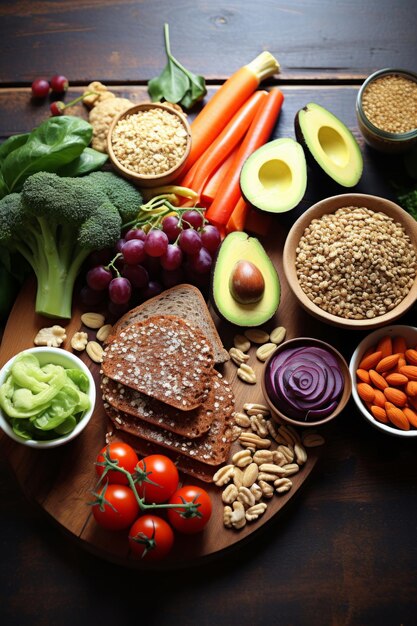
[[1, 115, 93, 193], [148, 23, 206, 110], [0, 133, 29, 167], [57, 147, 108, 177]]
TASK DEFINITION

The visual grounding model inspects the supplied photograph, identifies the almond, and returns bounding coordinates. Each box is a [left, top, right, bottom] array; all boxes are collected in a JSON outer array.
[[356, 369, 371, 383], [406, 381, 417, 396], [385, 372, 409, 387], [376, 335, 393, 358], [384, 386, 407, 407], [392, 336, 408, 355], [358, 350, 382, 371], [403, 407, 417, 428], [369, 369, 388, 390], [405, 349, 417, 366], [370, 405, 388, 423], [385, 402, 410, 431], [357, 382, 375, 403], [399, 365, 417, 381], [373, 389, 387, 408], [375, 353, 400, 373]]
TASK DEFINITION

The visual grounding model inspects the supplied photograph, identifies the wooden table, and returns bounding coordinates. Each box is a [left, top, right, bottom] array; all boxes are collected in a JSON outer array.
[[1, 2, 417, 624]]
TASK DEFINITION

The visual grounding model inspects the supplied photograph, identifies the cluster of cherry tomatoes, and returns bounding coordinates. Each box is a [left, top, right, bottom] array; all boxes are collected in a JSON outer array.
[[91, 442, 212, 561]]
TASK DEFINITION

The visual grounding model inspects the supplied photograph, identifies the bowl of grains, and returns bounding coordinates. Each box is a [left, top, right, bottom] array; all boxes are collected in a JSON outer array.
[[356, 68, 417, 154], [283, 193, 417, 329], [107, 102, 192, 187]]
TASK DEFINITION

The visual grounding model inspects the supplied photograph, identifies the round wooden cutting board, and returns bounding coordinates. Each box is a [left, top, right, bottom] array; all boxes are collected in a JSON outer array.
[[0, 227, 324, 568]]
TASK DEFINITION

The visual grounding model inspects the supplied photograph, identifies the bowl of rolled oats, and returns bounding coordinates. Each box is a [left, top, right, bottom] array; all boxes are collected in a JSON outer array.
[[107, 102, 192, 187], [283, 193, 417, 329]]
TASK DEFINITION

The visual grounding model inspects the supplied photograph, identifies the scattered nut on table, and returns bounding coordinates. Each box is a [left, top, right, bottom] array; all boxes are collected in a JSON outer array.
[[34, 325, 66, 347], [70, 331, 88, 352], [80, 312, 106, 329]]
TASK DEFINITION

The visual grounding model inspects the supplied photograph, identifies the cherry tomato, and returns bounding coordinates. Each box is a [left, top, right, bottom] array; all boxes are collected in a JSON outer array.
[[128, 515, 174, 561], [92, 484, 139, 531], [50, 74, 69, 93], [135, 454, 179, 504], [96, 443, 139, 485], [31, 78, 50, 98], [167, 485, 212, 534]]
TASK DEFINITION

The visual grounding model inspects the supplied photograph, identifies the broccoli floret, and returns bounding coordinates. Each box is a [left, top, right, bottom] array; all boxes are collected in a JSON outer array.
[[0, 171, 143, 319]]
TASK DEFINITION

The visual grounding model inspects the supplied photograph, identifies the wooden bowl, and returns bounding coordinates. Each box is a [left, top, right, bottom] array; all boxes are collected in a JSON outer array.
[[261, 337, 352, 428], [283, 193, 417, 329], [349, 325, 417, 438], [107, 102, 192, 188]]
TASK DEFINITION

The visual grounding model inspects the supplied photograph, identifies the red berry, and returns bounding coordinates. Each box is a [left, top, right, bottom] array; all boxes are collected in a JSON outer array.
[[50, 101, 65, 116], [31, 78, 50, 99], [50, 74, 69, 93]]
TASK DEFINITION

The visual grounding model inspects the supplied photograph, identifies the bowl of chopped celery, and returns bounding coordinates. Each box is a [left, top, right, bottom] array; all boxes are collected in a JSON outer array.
[[0, 347, 96, 448]]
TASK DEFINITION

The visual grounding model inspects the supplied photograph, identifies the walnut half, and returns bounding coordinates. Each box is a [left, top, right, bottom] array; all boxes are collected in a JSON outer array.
[[34, 325, 66, 348]]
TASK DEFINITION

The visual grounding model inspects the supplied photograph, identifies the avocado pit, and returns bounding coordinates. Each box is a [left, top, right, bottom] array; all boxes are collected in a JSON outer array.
[[230, 260, 265, 304]]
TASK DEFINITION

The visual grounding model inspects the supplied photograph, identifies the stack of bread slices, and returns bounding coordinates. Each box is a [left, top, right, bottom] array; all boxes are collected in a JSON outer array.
[[101, 285, 235, 483]]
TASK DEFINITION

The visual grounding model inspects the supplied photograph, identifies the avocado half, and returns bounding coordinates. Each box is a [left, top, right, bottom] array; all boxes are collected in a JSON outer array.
[[210, 231, 280, 327], [240, 138, 307, 213], [295, 102, 363, 187]]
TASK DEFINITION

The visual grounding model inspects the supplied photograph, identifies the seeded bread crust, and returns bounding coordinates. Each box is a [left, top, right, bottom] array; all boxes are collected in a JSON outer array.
[[104, 373, 235, 466], [102, 314, 214, 411], [106, 284, 229, 364], [106, 426, 222, 483], [102, 371, 222, 439]]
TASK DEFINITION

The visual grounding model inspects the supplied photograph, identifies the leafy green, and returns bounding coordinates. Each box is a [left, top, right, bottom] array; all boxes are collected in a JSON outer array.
[[0, 116, 108, 199], [0, 353, 91, 441], [398, 188, 417, 220], [148, 23, 206, 110]]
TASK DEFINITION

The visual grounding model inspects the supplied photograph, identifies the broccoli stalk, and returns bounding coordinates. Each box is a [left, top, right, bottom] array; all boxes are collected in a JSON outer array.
[[0, 171, 142, 319]]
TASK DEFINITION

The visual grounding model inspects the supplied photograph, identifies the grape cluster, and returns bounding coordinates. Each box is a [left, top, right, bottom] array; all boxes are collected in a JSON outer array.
[[82, 209, 221, 316]]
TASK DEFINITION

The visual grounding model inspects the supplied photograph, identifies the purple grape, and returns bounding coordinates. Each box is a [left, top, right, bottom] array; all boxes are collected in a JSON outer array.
[[200, 224, 221, 253], [160, 244, 183, 271], [80, 286, 106, 307], [140, 280, 163, 300], [124, 228, 147, 242], [182, 210, 204, 230], [178, 229, 202, 255], [142, 255, 161, 279], [144, 229, 169, 257], [108, 276, 132, 304], [86, 265, 113, 291], [122, 239, 146, 265], [115, 238, 126, 253], [189, 247, 213, 274], [121, 264, 149, 289], [161, 267, 186, 288], [162, 215, 182, 242]]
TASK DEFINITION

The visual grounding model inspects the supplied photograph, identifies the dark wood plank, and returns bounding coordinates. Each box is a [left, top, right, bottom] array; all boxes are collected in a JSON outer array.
[[0, 0, 416, 84]]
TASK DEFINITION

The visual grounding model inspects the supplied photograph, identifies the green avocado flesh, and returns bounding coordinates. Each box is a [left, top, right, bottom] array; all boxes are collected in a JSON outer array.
[[240, 138, 307, 213], [211, 231, 280, 327], [295, 102, 363, 187]]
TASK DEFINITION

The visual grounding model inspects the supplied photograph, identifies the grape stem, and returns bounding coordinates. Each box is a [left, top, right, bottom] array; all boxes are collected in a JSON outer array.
[[105, 252, 123, 278]]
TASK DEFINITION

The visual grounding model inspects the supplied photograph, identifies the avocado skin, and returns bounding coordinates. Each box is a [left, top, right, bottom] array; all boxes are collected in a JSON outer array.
[[294, 103, 363, 188], [209, 231, 280, 327]]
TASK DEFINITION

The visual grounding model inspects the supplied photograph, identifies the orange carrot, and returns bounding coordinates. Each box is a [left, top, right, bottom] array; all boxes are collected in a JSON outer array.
[[226, 196, 250, 233], [178, 154, 202, 190], [190, 91, 267, 198], [185, 52, 280, 171], [201, 148, 238, 206], [205, 88, 284, 228]]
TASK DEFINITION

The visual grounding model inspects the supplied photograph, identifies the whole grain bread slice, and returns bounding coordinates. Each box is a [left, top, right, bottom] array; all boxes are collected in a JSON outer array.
[[104, 373, 235, 466], [102, 371, 222, 439], [107, 284, 229, 364], [102, 314, 214, 411], [106, 425, 222, 483]]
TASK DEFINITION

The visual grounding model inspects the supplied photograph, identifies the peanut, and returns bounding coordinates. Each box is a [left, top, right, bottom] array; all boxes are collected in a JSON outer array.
[[233, 334, 251, 352], [269, 326, 287, 345], [86, 340, 104, 363], [96, 324, 112, 342], [81, 312, 106, 329], [242, 462, 259, 487], [256, 343, 278, 362], [244, 328, 270, 344]]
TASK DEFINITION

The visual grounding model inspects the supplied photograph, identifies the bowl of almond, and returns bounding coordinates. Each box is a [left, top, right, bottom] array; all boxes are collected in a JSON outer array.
[[349, 325, 417, 437]]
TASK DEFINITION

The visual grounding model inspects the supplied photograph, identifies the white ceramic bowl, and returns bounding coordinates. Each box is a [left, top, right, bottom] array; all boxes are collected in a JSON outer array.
[[0, 347, 96, 448], [349, 325, 417, 438]]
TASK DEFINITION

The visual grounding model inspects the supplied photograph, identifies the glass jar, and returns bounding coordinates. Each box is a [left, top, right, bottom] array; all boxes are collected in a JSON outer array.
[[356, 68, 417, 154]]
